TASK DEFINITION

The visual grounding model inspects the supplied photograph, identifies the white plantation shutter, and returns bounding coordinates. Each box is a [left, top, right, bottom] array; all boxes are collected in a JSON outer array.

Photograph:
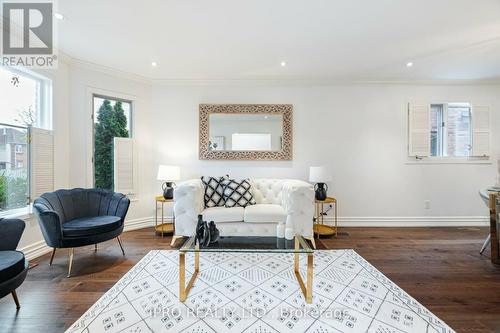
[[113, 137, 136, 195], [30, 127, 54, 201], [408, 103, 430, 157], [471, 105, 490, 157]]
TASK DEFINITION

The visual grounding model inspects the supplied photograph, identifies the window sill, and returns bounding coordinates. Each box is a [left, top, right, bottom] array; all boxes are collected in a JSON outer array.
[[405, 157, 492, 165], [0, 206, 32, 220]]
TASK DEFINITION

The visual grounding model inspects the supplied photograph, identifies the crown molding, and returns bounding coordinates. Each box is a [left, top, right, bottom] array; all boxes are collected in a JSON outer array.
[[151, 78, 500, 87], [56, 51, 73, 65], [67, 56, 151, 85], [52, 54, 500, 87]]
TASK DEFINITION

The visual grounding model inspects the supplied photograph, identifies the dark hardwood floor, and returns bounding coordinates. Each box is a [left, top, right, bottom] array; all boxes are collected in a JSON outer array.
[[0, 227, 499, 333]]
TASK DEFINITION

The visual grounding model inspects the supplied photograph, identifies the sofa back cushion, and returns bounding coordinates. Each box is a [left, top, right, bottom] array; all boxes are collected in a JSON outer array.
[[37, 188, 127, 223], [250, 179, 286, 205], [0, 218, 25, 251]]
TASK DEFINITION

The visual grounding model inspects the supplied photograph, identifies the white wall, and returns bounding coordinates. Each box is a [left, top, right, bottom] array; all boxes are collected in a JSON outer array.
[[151, 83, 499, 221]]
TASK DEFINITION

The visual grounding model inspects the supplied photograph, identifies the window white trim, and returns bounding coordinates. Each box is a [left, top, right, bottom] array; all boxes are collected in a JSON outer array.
[[471, 105, 491, 157], [0, 205, 31, 219], [405, 156, 492, 165], [407, 103, 430, 157], [113, 137, 137, 195]]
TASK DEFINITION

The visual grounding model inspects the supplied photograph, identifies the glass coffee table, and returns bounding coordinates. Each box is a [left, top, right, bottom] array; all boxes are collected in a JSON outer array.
[[179, 235, 314, 303]]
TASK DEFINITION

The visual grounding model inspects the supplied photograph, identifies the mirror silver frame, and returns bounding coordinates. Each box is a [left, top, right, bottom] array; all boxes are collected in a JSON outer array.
[[199, 104, 293, 160]]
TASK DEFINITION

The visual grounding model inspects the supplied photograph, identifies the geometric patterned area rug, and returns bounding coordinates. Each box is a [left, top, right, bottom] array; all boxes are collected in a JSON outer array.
[[66, 250, 455, 333]]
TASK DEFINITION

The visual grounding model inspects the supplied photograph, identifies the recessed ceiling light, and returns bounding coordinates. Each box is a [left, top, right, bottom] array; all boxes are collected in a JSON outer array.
[[280, 61, 286, 67], [151, 62, 157, 67], [406, 62, 414, 67], [54, 13, 64, 20]]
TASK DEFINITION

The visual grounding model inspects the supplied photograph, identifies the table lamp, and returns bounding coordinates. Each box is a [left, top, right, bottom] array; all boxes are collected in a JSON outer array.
[[309, 166, 332, 201], [157, 165, 180, 199]]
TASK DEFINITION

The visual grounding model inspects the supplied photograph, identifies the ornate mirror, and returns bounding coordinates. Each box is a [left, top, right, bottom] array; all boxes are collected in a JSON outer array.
[[199, 104, 293, 160]]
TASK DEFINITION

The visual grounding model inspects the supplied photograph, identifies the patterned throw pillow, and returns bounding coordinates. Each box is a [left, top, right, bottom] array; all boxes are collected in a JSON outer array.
[[201, 176, 226, 208], [222, 178, 256, 208]]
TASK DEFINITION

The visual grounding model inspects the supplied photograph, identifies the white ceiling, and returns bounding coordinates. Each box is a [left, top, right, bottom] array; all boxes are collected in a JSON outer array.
[[58, 0, 500, 81]]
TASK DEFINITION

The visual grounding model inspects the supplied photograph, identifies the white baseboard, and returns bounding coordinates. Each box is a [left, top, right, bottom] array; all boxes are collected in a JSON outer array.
[[21, 240, 52, 261], [20, 216, 159, 261], [19, 215, 489, 261], [320, 216, 489, 227], [123, 216, 156, 231]]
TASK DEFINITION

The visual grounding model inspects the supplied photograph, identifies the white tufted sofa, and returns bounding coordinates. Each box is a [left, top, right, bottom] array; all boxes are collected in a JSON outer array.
[[173, 178, 314, 240]]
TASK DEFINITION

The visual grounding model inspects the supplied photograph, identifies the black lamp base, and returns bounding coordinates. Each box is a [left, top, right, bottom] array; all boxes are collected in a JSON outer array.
[[162, 182, 175, 200], [314, 182, 328, 201]]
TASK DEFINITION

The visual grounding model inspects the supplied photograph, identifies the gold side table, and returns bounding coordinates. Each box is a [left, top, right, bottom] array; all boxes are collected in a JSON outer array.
[[155, 195, 174, 236], [314, 197, 338, 238]]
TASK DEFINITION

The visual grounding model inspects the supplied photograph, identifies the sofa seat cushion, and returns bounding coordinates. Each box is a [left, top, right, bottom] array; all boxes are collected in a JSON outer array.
[[244, 204, 286, 223], [63, 215, 122, 237], [0, 251, 26, 281], [202, 207, 244, 223]]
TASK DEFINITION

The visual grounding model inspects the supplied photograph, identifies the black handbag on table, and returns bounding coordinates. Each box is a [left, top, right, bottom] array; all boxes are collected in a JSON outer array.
[[196, 215, 220, 246]]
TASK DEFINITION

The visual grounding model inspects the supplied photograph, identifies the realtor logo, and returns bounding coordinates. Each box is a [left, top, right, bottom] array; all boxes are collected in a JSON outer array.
[[1, 1, 57, 68]]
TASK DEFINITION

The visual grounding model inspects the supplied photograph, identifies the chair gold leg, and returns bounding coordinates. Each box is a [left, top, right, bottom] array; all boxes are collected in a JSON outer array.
[[307, 236, 316, 249], [170, 235, 183, 247], [11, 290, 20, 309], [49, 248, 56, 266], [117, 237, 125, 255], [67, 248, 74, 278]]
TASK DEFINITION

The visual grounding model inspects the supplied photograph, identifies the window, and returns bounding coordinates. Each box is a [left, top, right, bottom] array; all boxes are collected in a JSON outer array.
[[0, 124, 29, 213], [430, 103, 472, 157], [93, 95, 132, 191], [0, 67, 51, 215]]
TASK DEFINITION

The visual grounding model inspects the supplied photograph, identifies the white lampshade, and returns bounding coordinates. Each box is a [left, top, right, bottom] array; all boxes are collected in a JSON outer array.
[[157, 165, 180, 181], [309, 166, 332, 183]]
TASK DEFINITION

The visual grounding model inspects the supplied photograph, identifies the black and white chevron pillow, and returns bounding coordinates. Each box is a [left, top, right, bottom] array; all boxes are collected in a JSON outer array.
[[222, 178, 256, 208], [201, 176, 226, 208]]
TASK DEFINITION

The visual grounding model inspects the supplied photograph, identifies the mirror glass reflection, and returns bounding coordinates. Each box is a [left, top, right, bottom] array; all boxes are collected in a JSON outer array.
[[208, 114, 284, 151]]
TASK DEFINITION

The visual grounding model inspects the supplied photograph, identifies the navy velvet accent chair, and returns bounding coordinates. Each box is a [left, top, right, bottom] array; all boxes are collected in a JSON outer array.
[[33, 188, 130, 277], [0, 218, 28, 309]]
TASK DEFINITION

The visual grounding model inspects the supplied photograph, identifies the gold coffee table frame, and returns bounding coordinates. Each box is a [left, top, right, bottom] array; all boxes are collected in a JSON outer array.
[[179, 235, 313, 303], [179, 237, 199, 302], [294, 236, 313, 303]]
